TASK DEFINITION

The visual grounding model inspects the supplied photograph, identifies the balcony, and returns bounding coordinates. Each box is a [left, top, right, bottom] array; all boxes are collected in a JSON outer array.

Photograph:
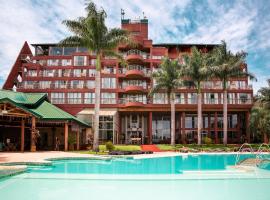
[[119, 65, 151, 78], [119, 98, 146, 107], [124, 85, 145, 93], [123, 49, 149, 62]]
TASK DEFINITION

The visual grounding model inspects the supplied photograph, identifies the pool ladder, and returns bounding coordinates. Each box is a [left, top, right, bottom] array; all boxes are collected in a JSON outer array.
[[235, 143, 270, 166]]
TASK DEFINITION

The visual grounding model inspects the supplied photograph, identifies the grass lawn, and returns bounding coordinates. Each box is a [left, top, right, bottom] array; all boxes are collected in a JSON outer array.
[[73, 145, 141, 155]]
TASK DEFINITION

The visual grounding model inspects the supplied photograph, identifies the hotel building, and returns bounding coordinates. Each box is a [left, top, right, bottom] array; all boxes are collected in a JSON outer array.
[[3, 17, 253, 147]]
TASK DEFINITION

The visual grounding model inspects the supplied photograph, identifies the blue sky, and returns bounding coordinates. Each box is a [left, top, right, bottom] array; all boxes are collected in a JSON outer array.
[[0, 0, 269, 92]]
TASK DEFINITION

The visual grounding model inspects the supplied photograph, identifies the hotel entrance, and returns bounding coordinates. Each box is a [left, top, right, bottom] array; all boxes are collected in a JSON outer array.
[[120, 113, 148, 144]]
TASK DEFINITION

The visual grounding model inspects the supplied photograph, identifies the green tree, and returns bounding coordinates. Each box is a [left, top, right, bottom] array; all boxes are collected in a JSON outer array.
[[60, 1, 131, 151], [181, 47, 211, 145], [150, 57, 183, 145], [209, 41, 255, 145], [250, 107, 270, 143], [257, 79, 270, 109]]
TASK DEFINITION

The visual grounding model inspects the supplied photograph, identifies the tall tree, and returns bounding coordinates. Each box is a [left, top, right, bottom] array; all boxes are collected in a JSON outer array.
[[181, 47, 211, 145], [209, 41, 255, 145], [60, 1, 131, 151], [150, 57, 182, 145], [257, 79, 270, 109]]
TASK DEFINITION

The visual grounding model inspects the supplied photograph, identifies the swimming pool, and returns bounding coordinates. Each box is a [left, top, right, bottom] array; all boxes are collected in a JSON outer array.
[[1, 154, 270, 200]]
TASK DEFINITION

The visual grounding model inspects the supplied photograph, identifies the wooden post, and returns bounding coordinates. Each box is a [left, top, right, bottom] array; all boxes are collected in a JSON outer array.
[[148, 112, 152, 144], [214, 112, 218, 144], [30, 116, 36, 152], [76, 130, 80, 150], [181, 112, 186, 144], [64, 122, 68, 151], [246, 112, 250, 143], [21, 119, 25, 152]]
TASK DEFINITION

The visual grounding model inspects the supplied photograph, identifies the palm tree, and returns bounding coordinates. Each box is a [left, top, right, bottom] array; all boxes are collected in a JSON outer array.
[[181, 47, 211, 145], [209, 41, 256, 145], [150, 57, 182, 145], [60, 1, 131, 151]]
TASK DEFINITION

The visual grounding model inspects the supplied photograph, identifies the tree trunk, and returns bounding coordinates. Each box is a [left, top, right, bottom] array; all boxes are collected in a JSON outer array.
[[223, 90, 228, 145], [264, 133, 269, 144], [93, 54, 101, 151], [171, 93, 175, 145], [197, 92, 202, 145]]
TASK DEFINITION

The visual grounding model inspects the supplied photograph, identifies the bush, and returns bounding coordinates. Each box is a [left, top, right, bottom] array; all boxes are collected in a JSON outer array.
[[203, 136, 212, 145], [105, 141, 115, 152]]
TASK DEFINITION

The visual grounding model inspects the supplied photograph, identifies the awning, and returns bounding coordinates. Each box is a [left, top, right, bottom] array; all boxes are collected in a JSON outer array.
[[77, 109, 117, 116]]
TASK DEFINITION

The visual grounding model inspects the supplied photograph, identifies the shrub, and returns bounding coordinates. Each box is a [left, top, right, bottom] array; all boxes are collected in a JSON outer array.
[[105, 141, 115, 152], [203, 136, 212, 145]]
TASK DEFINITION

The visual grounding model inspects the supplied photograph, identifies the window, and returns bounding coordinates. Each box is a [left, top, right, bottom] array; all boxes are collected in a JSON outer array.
[[204, 93, 218, 104], [102, 78, 116, 88], [63, 47, 76, 55], [73, 69, 87, 77], [89, 69, 96, 77], [122, 94, 147, 104], [54, 80, 67, 89], [49, 47, 63, 55], [43, 70, 54, 77], [188, 93, 197, 104], [27, 70, 37, 77], [51, 93, 65, 104], [175, 93, 184, 104], [24, 81, 36, 89], [86, 80, 95, 89], [238, 93, 250, 104], [74, 56, 87, 66], [103, 66, 115, 74], [47, 59, 59, 66], [101, 93, 116, 104], [67, 93, 82, 104], [84, 93, 95, 104], [62, 59, 72, 66], [39, 81, 51, 89], [77, 47, 88, 53], [153, 93, 167, 104], [90, 59, 96, 65], [71, 80, 84, 89], [185, 115, 197, 128]]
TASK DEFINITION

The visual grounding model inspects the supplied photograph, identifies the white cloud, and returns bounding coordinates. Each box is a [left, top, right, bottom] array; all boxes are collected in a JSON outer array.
[[0, 0, 269, 93]]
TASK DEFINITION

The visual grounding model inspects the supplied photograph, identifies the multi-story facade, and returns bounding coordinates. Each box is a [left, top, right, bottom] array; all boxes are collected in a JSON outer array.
[[3, 17, 253, 145]]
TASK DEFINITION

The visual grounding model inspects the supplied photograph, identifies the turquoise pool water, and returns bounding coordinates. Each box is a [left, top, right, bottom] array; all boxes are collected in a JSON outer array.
[[29, 154, 254, 174], [1, 154, 270, 200]]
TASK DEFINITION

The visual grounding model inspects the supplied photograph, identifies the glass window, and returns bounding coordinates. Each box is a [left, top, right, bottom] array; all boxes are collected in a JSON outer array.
[[62, 59, 72, 66], [54, 80, 67, 89], [71, 80, 84, 89], [51, 93, 65, 104], [63, 47, 76, 55], [43, 70, 54, 77], [90, 59, 96, 66], [153, 93, 167, 104], [67, 93, 82, 104], [84, 93, 95, 104], [185, 115, 197, 128], [47, 59, 59, 66], [39, 81, 51, 89], [89, 69, 96, 77], [101, 93, 116, 104], [49, 47, 63, 55], [86, 80, 95, 89], [73, 69, 87, 77], [102, 78, 116, 88], [74, 56, 87, 66], [152, 115, 171, 144], [188, 93, 197, 104], [27, 70, 37, 77], [77, 47, 88, 53]]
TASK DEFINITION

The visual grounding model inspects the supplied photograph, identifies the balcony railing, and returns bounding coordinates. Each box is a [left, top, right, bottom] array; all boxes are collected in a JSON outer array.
[[122, 49, 150, 59]]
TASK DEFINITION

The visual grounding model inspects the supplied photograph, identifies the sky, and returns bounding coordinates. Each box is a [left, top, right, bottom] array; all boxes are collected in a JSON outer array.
[[0, 0, 269, 93]]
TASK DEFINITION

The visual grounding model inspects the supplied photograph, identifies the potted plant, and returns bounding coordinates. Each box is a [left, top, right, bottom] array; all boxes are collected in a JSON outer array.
[[68, 134, 76, 151]]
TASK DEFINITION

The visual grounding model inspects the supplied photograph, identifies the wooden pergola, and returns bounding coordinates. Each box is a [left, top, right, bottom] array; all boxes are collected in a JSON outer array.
[[0, 90, 90, 152]]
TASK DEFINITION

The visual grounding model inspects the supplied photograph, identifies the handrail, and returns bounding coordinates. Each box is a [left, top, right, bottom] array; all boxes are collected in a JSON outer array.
[[235, 143, 255, 166]]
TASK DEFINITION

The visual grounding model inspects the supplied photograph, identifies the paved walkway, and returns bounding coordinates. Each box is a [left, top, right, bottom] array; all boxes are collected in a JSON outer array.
[[0, 151, 106, 165]]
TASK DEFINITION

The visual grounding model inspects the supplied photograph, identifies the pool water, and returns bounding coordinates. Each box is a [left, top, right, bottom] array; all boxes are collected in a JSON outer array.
[[29, 154, 254, 174], [1, 154, 270, 200]]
